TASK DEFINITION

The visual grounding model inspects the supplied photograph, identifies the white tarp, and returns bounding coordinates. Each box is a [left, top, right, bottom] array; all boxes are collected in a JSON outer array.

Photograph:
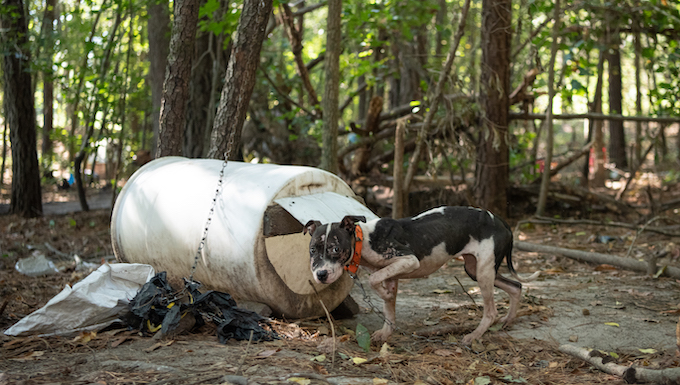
[[274, 191, 379, 225], [4, 263, 155, 337]]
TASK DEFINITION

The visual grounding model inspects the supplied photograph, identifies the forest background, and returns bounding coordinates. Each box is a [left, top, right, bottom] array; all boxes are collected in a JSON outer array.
[[1, 0, 680, 221]]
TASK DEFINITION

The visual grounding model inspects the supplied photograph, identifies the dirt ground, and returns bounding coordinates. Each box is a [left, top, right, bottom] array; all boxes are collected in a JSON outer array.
[[1, 185, 680, 384]]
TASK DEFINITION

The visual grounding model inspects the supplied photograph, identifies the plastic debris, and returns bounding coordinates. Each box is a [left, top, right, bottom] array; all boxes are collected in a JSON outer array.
[[124, 272, 278, 343], [15, 252, 60, 276], [5, 263, 155, 337]]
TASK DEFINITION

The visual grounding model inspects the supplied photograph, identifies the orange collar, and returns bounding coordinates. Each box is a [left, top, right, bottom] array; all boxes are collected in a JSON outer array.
[[344, 225, 363, 274]]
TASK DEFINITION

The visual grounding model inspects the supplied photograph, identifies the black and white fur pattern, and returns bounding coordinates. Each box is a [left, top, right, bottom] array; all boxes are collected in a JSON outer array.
[[304, 206, 537, 345]]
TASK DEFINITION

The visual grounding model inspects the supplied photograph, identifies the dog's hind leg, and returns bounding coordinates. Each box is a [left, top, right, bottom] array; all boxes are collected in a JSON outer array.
[[461, 241, 498, 345], [494, 274, 521, 326]]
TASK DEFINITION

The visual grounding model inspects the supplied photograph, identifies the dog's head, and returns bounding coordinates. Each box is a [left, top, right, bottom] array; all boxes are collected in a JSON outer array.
[[303, 215, 366, 284]]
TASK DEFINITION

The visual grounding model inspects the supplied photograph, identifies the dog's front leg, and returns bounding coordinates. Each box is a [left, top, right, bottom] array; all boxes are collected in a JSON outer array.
[[370, 279, 398, 344], [367, 255, 419, 343]]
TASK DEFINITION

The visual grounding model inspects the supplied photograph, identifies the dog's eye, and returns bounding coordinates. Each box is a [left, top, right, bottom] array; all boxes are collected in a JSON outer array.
[[332, 247, 339, 253], [310, 247, 316, 253]]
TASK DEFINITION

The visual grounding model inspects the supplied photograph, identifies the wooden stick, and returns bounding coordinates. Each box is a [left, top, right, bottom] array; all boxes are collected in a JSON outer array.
[[559, 344, 680, 383]]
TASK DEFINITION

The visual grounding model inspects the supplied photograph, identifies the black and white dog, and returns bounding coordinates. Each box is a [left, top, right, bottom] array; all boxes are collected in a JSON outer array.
[[304, 206, 538, 345]]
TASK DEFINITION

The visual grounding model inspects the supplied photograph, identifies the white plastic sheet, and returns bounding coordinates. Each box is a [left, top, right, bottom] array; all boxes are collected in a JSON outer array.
[[4, 263, 155, 337]]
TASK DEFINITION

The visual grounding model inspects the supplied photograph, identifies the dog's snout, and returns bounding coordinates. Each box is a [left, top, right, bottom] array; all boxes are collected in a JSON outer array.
[[316, 270, 329, 283]]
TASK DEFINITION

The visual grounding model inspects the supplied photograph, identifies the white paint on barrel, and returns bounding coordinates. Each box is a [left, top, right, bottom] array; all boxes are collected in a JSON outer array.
[[111, 157, 378, 318]]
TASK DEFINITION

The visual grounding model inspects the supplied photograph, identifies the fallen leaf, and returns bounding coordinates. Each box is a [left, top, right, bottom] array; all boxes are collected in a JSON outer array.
[[356, 324, 371, 352], [639, 348, 657, 354], [379, 343, 390, 357], [434, 349, 458, 357], [432, 289, 452, 294], [352, 357, 368, 365], [604, 322, 620, 327], [595, 264, 617, 271], [310, 354, 326, 362], [72, 331, 97, 344], [287, 377, 311, 385], [373, 379, 389, 385], [10, 351, 44, 361], [257, 349, 280, 358], [423, 319, 439, 326]]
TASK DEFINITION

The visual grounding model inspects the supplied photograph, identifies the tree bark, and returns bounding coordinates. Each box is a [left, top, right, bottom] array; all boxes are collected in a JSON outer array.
[[1, 0, 43, 217], [320, 0, 341, 173], [207, 0, 273, 160], [146, 0, 170, 157], [156, 0, 200, 157], [0, 120, 7, 186], [474, 0, 511, 216], [607, 29, 627, 169]]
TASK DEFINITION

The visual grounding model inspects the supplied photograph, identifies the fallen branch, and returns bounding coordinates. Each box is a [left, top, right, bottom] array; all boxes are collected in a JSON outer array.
[[530, 215, 680, 237], [514, 241, 680, 279], [559, 344, 680, 384]]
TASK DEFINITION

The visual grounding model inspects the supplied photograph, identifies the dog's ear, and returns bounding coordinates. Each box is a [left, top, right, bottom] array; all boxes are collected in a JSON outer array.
[[339, 215, 366, 231], [303, 220, 321, 235]]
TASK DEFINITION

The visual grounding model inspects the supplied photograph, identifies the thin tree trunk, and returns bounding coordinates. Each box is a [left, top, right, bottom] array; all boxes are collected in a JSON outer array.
[[535, 0, 560, 217], [67, 0, 107, 164], [112, 5, 134, 209], [207, 0, 273, 159], [474, 0, 511, 216], [607, 27, 627, 169], [40, 0, 57, 173], [0, 120, 7, 185], [146, 0, 170, 158], [156, 0, 201, 157], [320, 0, 341, 173], [586, 49, 606, 188], [74, 8, 123, 211], [279, 3, 320, 114], [2, 0, 42, 217], [634, 23, 642, 168]]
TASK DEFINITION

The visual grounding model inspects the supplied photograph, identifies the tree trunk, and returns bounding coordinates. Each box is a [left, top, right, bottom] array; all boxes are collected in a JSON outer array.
[[1, 0, 43, 217], [146, 0, 171, 158], [607, 29, 627, 169], [156, 0, 200, 157], [1, 120, 7, 186], [184, 31, 213, 158], [591, 50, 607, 187], [535, 0, 560, 217], [320, 0, 341, 173], [633, 24, 642, 168], [40, 0, 57, 173], [474, 0, 511, 216], [207, 0, 273, 160]]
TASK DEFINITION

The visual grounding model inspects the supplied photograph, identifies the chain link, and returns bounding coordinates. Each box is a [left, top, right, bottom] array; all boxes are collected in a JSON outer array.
[[187, 130, 236, 284]]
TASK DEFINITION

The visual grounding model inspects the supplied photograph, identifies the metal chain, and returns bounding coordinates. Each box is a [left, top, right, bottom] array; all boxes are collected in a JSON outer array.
[[349, 272, 397, 332], [187, 131, 236, 284]]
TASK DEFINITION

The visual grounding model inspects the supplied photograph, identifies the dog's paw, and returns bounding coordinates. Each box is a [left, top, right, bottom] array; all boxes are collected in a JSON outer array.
[[370, 329, 391, 345], [461, 333, 477, 345], [499, 315, 515, 326]]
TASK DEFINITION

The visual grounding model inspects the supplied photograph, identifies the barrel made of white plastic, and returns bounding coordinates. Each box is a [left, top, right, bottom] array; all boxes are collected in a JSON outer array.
[[111, 157, 375, 318]]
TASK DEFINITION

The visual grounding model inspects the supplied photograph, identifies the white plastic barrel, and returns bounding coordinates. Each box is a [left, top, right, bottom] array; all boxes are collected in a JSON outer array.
[[111, 157, 378, 318]]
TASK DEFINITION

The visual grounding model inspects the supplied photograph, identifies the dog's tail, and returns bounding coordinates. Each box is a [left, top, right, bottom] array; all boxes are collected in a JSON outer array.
[[506, 238, 541, 283]]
